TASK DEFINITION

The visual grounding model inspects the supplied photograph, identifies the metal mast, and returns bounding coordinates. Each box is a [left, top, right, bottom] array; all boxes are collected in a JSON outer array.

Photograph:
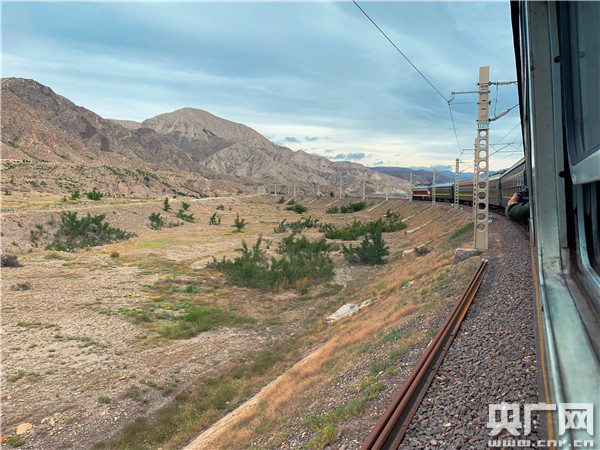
[[474, 66, 490, 250]]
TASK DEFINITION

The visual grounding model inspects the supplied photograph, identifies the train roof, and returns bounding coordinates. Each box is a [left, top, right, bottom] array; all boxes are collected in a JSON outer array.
[[505, 156, 526, 174]]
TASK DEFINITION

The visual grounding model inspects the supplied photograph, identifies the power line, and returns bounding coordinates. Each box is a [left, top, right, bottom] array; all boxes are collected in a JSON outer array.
[[448, 104, 462, 156], [352, 0, 448, 103]]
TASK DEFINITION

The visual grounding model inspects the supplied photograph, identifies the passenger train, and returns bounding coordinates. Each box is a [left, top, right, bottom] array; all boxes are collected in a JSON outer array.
[[413, 2, 599, 445], [511, 1, 599, 446], [411, 157, 526, 210]]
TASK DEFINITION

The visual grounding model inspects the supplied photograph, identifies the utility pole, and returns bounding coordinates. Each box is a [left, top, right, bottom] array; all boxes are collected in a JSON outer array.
[[432, 168, 436, 205], [409, 173, 413, 203], [474, 66, 490, 250], [454, 158, 459, 209]]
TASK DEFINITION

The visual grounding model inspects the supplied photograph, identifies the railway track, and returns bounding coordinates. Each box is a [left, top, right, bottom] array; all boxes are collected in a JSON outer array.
[[362, 259, 489, 449]]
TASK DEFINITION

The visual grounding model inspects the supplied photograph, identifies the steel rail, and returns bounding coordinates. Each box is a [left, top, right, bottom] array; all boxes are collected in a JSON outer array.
[[362, 259, 489, 449]]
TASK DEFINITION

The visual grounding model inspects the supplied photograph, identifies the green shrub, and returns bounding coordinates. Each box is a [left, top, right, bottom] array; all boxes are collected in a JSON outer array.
[[46, 211, 135, 252], [162, 197, 171, 212], [209, 235, 334, 292], [175, 209, 194, 222], [149, 213, 164, 229], [277, 196, 285, 204], [320, 217, 406, 241], [216, 204, 225, 211], [325, 205, 339, 214], [209, 213, 221, 225], [181, 201, 190, 211], [85, 188, 104, 201], [285, 203, 307, 214], [273, 219, 288, 233], [155, 306, 255, 339], [70, 190, 80, 200], [286, 198, 296, 205], [340, 201, 365, 213], [342, 227, 389, 265], [232, 213, 247, 232]]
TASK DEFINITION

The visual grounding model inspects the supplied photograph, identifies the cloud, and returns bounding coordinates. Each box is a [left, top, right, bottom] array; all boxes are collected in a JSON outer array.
[[324, 149, 334, 154], [332, 152, 365, 160], [304, 136, 319, 142], [373, 161, 384, 166], [283, 136, 300, 143]]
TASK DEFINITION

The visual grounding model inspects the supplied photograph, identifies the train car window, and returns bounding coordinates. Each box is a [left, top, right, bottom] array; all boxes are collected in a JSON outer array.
[[562, 2, 600, 167]]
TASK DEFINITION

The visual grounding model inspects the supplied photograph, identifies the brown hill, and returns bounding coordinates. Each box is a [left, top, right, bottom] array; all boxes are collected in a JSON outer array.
[[134, 108, 410, 196], [1, 78, 409, 198]]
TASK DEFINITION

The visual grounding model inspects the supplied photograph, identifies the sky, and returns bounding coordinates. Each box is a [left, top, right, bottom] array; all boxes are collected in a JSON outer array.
[[1, 1, 523, 172]]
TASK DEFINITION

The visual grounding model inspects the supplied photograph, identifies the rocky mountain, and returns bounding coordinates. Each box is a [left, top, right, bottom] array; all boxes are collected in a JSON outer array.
[[122, 108, 410, 196], [1, 78, 216, 178], [1, 78, 410, 197], [371, 167, 454, 185]]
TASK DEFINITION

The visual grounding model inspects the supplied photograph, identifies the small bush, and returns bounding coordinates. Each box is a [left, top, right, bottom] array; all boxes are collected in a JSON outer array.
[[273, 219, 288, 233], [285, 203, 307, 214], [1, 254, 21, 268], [44, 251, 65, 260], [149, 213, 164, 229], [175, 209, 194, 222], [209, 213, 221, 225], [340, 201, 365, 213], [277, 196, 285, 204], [98, 395, 111, 405], [414, 246, 430, 256], [110, 250, 120, 259], [342, 227, 389, 265], [232, 213, 247, 232], [11, 282, 31, 291], [181, 201, 190, 211], [320, 217, 406, 241], [325, 206, 339, 214], [70, 190, 80, 200], [46, 211, 135, 252], [6, 436, 24, 447], [286, 198, 296, 205], [216, 204, 225, 211], [85, 188, 104, 201], [162, 197, 171, 212]]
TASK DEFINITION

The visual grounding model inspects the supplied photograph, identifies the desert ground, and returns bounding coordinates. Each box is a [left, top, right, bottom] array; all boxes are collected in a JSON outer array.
[[1, 191, 478, 449]]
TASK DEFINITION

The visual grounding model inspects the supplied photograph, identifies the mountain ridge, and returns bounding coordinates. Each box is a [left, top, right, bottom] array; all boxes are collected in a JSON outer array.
[[1, 78, 410, 197]]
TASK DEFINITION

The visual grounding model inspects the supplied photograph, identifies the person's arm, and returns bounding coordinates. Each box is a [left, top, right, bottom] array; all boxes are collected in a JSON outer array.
[[506, 201, 530, 223]]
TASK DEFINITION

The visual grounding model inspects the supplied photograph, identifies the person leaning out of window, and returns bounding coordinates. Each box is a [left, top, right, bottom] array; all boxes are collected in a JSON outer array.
[[506, 187, 530, 223]]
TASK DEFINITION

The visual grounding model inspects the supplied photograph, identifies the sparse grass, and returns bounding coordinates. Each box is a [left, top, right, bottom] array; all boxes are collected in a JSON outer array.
[[6, 435, 24, 447], [8, 370, 25, 382], [102, 344, 288, 449], [98, 395, 111, 405], [450, 222, 474, 240], [154, 306, 256, 339]]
